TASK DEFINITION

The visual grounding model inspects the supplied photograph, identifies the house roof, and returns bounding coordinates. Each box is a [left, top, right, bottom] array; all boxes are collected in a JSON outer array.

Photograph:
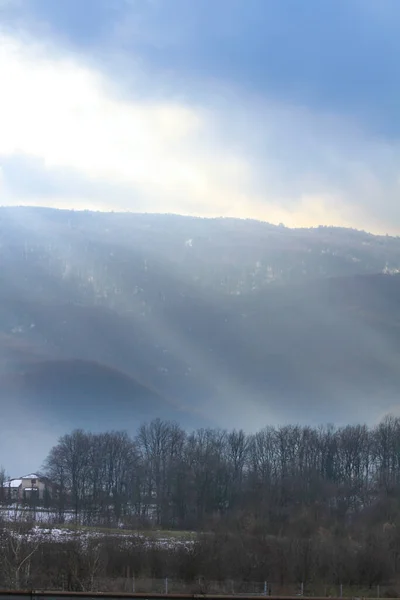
[[3, 479, 22, 488], [2, 473, 51, 489]]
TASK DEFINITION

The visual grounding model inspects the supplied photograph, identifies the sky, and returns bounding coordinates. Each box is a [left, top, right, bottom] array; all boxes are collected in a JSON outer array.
[[2, 0, 400, 475], [0, 0, 400, 234]]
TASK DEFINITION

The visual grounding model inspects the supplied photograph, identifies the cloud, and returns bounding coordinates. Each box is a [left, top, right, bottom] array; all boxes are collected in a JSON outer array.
[[0, 32, 264, 216], [0, 17, 400, 234], [103, 0, 400, 137]]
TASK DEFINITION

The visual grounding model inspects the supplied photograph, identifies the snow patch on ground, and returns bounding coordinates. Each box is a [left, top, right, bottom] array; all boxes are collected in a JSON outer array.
[[0, 506, 76, 524], [0, 506, 194, 550], [26, 526, 194, 550]]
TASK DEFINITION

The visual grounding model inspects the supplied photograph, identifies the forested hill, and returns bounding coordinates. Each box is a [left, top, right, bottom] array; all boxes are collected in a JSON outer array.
[[1, 206, 400, 434], [1, 207, 400, 297]]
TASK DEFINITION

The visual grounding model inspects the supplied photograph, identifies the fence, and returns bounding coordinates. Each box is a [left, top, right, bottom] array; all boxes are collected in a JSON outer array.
[[44, 578, 398, 598]]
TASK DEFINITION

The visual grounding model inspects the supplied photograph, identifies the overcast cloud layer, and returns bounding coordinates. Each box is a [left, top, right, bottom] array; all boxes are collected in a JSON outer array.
[[0, 0, 399, 233]]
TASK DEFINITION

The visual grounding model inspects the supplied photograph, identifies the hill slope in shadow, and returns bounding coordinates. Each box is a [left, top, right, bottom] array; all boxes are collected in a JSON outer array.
[[1, 208, 400, 431]]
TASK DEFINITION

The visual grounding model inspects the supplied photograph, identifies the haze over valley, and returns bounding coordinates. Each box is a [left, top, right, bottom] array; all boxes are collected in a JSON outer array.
[[1, 208, 400, 471]]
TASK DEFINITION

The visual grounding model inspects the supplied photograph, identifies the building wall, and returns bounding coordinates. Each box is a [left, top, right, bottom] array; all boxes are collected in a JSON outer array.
[[20, 477, 47, 500]]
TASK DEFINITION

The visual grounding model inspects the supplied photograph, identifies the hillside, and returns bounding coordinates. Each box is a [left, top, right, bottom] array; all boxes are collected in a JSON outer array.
[[1, 359, 176, 430], [1, 207, 400, 440]]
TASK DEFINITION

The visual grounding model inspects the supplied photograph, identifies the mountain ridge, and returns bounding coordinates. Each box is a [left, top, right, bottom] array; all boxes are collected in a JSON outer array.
[[0, 207, 400, 439]]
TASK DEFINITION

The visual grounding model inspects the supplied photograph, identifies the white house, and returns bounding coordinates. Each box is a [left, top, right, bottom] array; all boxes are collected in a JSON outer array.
[[2, 473, 52, 503]]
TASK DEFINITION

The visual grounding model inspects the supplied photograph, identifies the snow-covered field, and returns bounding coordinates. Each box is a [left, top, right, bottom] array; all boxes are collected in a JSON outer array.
[[0, 507, 194, 550], [21, 526, 194, 548], [0, 504, 159, 525], [0, 506, 76, 524]]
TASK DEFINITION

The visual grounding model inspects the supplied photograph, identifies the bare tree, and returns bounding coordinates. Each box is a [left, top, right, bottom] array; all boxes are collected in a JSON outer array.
[[0, 508, 39, 589]]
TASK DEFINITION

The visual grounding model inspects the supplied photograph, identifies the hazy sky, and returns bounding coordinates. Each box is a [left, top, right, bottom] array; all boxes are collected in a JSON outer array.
[[1, 0, 400, 233]]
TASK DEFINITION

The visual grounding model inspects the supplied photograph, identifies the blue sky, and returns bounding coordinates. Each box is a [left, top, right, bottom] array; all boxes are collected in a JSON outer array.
[[0, 0, 399, 232]]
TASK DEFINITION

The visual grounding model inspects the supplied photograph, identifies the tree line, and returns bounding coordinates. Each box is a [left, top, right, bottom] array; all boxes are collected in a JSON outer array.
[[3, 417, 400, 591], [31, 416, 400, 532]]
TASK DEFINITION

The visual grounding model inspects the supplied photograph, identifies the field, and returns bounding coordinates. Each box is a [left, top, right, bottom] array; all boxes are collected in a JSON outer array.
[[0, 507, 399, 597]]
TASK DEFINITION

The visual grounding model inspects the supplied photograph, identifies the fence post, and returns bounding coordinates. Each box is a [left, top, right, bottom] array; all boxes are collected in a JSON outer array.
[[132, 575, 135, 594], [340, 583, 343, 598], [264, 581, 268, 596], [301, 582, 304, 596], [165, 577, 168, 595]]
